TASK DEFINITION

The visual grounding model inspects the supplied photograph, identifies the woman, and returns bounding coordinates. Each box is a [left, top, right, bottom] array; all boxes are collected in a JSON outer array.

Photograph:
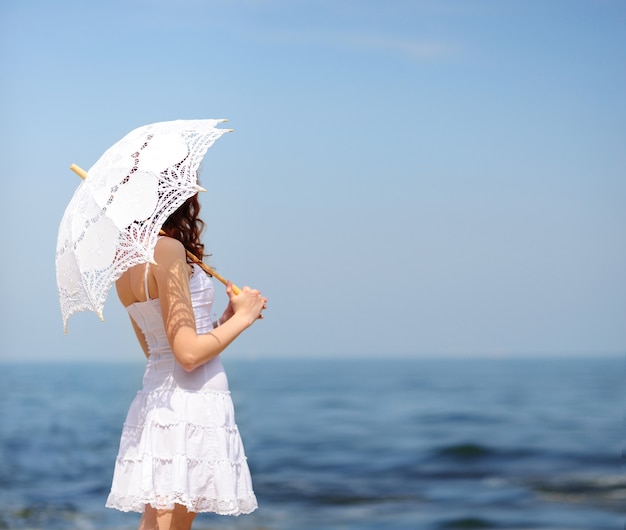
[[105, 193, 266, 530]]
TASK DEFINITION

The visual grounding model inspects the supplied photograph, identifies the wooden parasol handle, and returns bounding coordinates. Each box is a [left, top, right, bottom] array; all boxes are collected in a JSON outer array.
[[70, 163, 88, 179], [69, 164, 241, 294]]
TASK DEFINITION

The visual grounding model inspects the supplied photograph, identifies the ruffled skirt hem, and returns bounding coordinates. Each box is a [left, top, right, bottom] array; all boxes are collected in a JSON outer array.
[[105, 491, 258, 516]]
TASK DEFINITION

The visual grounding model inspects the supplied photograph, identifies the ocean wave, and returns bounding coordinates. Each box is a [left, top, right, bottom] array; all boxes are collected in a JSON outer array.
[[525, 473, 626, 512]]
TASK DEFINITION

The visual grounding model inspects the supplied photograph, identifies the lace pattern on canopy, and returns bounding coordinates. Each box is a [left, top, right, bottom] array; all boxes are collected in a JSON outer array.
[[55, 119, 230, 332]]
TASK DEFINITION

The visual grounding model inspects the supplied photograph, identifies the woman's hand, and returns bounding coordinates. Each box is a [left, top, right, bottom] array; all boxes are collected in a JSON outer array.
[[227, 282, 267, 326], [219, 300, 235, 325]]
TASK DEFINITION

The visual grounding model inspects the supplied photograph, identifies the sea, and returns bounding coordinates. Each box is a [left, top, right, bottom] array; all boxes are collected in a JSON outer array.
[[0, 356, 624, 530]]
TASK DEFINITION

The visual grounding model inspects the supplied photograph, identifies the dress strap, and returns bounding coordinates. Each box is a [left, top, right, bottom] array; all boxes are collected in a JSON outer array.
[[144, 263, 151, 301]]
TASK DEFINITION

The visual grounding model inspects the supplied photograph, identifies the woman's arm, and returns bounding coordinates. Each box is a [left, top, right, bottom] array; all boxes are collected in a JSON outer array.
[[153, 237, 265, 372]]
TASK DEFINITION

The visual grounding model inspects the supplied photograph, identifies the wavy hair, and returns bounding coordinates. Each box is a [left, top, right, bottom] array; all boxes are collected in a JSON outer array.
[[161, 194, 207, 261]]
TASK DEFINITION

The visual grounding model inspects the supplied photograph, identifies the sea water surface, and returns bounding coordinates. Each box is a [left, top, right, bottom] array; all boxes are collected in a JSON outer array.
[[0, 356, 623, 530]]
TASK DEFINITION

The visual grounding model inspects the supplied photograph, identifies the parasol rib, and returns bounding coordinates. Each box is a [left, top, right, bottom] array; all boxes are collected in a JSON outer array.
[[69, 164, 241, 295]]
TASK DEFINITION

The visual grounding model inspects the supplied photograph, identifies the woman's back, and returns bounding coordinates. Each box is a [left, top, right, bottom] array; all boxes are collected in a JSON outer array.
[[126, 263, 229, 392]]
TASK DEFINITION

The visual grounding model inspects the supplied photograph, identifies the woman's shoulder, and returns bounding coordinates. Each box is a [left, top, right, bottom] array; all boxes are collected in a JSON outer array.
[[153, 236, 187, 267], [155, 235, 185, 253]]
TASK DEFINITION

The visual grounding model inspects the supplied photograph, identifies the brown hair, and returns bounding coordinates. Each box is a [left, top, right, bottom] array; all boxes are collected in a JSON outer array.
[[161, 194, 207, 261]]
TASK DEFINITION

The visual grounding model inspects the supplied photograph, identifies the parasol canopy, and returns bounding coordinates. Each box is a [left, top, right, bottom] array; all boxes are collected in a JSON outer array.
[[56, 119, 235, 332]]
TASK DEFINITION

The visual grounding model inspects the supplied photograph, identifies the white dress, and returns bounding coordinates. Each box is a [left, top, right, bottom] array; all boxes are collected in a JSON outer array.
[[106, 263, 257, 515]]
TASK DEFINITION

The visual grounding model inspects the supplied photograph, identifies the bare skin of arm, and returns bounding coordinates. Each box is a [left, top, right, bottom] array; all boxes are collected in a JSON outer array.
[[116, 236, 266, 371]]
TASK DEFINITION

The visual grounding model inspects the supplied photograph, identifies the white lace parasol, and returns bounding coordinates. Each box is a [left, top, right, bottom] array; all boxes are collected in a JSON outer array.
[[56, 119, 232, 332]]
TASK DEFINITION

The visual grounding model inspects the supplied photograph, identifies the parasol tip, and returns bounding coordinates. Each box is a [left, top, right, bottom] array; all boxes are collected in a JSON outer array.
[[194, 184, 207, 193], [226, 129, 234, 133], [70, 164, 88, 180], [219, 118, 228, 123], [97, 311, 105, 322]]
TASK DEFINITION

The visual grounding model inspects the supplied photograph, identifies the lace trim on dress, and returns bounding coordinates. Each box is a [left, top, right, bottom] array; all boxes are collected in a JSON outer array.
[[122, 420, 239, 432], [105, 491, 258, 515], [115, 454, 249, 465]]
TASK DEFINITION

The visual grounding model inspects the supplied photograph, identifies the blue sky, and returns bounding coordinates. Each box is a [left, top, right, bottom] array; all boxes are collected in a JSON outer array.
[[1, 0, 624, 362]]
